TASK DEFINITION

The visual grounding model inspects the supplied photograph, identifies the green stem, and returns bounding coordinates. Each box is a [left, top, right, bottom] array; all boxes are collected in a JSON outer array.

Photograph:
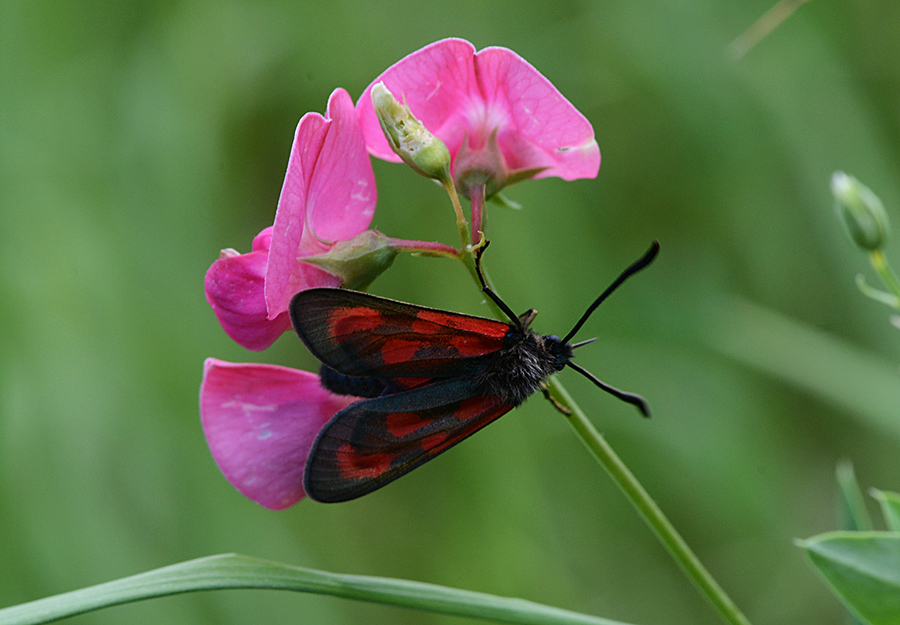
[[464, 253, 750, 625], [545, 378, 753, 625], [0, 554, 635, 625], [442, 178, 471, 250], [387, 237, 462, 260], [869, 250, 900, 303], [443, 175, 747, 624]]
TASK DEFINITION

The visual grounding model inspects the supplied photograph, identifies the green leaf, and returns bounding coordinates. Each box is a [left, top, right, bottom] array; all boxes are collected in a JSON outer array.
[[871, 490, 900, 532], [837, 460, 873, 531], [0, 554, 635, 625], [798, 532, 900, 625]]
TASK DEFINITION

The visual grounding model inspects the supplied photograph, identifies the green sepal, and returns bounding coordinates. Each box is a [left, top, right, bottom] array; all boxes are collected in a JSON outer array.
[[301, 230, 398, 291]]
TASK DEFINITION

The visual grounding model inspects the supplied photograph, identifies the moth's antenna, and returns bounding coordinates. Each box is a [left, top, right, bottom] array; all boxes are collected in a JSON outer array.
[[566, 361, 651, 418], [561, 241, 659, 345], [570, 337, 598, 349], [475, 241, 522, 328]]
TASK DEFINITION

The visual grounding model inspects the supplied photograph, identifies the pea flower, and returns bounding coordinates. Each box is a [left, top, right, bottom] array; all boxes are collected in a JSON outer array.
[[200, 358, 358, 509], [356, 38, 600, 199], [205, 88, 377, 351]]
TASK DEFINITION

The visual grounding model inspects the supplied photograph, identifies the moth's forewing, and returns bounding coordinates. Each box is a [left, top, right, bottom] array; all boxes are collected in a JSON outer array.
[[290, 289, 510, 379]]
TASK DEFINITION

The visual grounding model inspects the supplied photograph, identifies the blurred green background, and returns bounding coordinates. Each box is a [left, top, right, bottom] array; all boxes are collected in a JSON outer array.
[[3, 1, 900, 624]]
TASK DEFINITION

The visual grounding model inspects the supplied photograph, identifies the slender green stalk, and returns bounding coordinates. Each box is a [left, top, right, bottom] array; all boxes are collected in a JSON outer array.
[[869, 250, 900, 303], [545, 378, 753, 625], [449, 185, 748, 623], [443, 178, 471, 250], [465, 253, 751, 624], [386, 237, 462, 261], [0, 554, 635, 625], [415, 161, 750, 625]]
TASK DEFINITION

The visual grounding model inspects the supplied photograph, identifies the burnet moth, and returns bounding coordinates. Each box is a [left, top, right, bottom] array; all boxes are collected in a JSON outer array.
[[290, 241, 659, 503]]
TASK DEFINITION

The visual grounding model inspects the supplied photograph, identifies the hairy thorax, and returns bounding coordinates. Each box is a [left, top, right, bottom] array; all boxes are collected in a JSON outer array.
[[474, 329, 572, 405]]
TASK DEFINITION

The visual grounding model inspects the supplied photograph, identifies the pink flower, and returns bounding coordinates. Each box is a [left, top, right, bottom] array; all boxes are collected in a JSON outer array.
[[205, 88, 376, 350], [357, 38, 600, 192], [200, 358, 358, 509]]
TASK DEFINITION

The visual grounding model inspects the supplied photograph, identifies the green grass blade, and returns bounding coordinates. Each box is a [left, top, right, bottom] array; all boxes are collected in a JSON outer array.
[[0, 554, 635, 625], [837, 461, 873, 531], [870, 490, 900, 532]]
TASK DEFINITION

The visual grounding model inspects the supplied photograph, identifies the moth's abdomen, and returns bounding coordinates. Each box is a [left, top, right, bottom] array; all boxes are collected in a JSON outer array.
[[319, 364, 394, 398]]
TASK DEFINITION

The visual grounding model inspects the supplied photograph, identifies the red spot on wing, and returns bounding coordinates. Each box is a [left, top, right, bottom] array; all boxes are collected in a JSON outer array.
[[414, 396, 508, 455], [451, 333, 507, 357], [380, 338, 425, 365], [412, 310, 509, 357], [415, 309, 507, 336], [334, 443, 392, 480], [419, 430, 451, 452], [329, 308, 385, 337], [386, 412, 432, 438]]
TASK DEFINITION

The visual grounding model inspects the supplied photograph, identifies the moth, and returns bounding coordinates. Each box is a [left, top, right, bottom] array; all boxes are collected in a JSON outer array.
[[290, 241, 659, 502]]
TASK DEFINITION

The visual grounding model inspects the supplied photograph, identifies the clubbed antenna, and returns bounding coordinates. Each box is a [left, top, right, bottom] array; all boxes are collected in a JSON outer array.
[[565, 361, 651, 418], [561, 241, 659, 345]]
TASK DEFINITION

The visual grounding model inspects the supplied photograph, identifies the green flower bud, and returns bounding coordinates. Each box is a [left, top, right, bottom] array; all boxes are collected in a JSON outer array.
[[301, 230, 398, 291], [372, 82, 452, 183], [831, 171, 890, 251]]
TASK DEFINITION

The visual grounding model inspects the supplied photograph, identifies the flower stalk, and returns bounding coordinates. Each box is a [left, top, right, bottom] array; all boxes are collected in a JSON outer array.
[[457, 239, 751, 625], [545, 378, 753, 625], [868, 249, 900, 305]]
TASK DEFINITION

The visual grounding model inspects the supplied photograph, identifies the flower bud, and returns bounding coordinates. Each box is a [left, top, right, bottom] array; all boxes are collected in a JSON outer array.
[[300, 230, 398, 291], [831, 171, 890, 251], [371, 82, 451, 182]]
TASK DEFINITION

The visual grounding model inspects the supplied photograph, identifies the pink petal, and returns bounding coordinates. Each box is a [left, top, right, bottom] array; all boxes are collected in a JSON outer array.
[[357, 38, 599, 181], [307, 88, 377, 242], [266, 89, 375, 317], [251, 226, 274, 252], [200, 359, 357, 509], [474, 46, 599, 180], [205, 229, 292, 351]]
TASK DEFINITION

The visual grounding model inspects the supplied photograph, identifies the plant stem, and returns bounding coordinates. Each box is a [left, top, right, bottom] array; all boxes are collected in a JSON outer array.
[[387, 237, 462, 260], [869, 250, 900, 303], [447, 180, 748, 624], [443, 178, 471, 250], [545, 377, 753, 625]]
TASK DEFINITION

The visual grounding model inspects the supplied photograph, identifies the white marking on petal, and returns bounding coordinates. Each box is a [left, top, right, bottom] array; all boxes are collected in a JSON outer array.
[[425, 81, 443, 101], [221, 400, 278, 414]]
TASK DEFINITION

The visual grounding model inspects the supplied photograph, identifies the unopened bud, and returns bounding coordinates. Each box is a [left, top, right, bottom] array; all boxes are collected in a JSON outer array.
[[372, 82, 451, 183], [832, 171, 890, 251]]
